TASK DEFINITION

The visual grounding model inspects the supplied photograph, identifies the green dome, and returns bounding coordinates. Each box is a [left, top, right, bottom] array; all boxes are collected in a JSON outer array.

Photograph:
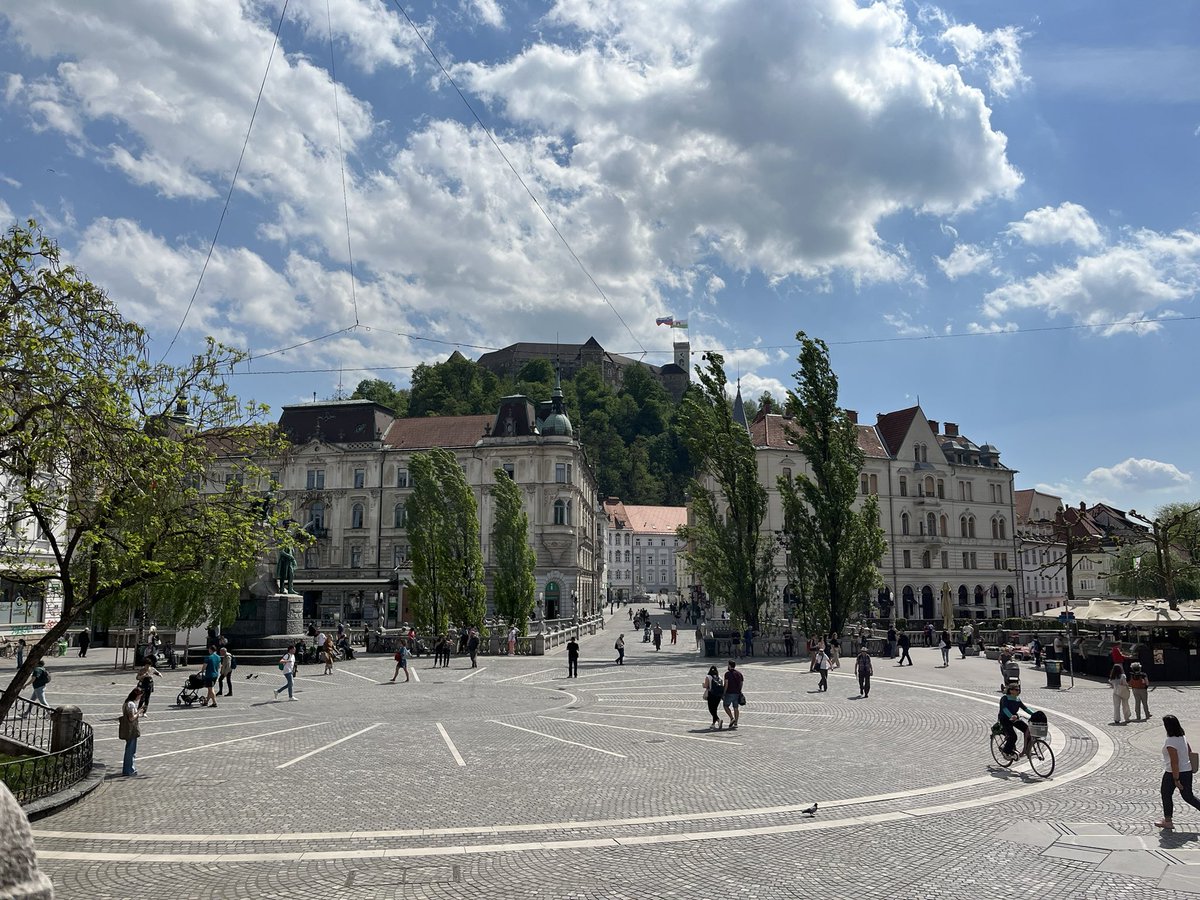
[[543, 411, 573, 437]]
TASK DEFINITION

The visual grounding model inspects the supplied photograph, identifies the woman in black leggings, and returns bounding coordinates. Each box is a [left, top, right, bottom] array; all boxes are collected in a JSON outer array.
[[1157, 715, 1200, 829], [704, 666, 724, 729]]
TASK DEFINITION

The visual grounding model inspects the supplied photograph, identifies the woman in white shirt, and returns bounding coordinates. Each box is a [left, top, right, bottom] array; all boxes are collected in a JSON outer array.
[[274, 644, 297, 700], [1108, 664, 1131, 725], [1156, 714, 1200, 829]]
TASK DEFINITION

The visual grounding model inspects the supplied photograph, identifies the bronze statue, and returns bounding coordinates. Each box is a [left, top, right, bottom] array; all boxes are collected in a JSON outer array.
[[275, 545, 297, 594]]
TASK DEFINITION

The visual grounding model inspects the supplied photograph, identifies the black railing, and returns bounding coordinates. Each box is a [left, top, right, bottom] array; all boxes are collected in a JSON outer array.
[[1, 698, 95, 806]]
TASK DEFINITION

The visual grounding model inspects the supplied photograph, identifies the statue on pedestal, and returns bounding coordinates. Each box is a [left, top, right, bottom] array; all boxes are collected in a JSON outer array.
[[275, 545, 297, 595]]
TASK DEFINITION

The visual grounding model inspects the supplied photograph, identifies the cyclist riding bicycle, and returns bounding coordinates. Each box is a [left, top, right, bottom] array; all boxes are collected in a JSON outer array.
[[998, 680, 1035, 758]]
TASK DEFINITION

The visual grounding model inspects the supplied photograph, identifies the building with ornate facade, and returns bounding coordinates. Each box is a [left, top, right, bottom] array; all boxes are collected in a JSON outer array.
[[212, 389, 602, 630], [601, 498, 687, 603], [0, 472, 65, 640], [739, 403, 1020, 622]]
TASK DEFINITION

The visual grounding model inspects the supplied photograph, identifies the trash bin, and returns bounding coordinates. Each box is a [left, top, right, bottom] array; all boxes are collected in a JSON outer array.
[[1044, 658, 1062, 689], [704, 638, 717, 657]]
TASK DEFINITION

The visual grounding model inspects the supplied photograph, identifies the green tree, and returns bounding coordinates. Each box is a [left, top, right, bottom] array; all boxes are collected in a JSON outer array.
[[351, 378, 408, 416], [0, 221, 291, 719], [778, 332, 886, 634], [407, 448, 486, 632], [677, 352, 775, 628], [1122, 502, 1200, 608], [1108, 545, 1200, 601], [409, 353, 500, 417], [490, 469, 536, 632]]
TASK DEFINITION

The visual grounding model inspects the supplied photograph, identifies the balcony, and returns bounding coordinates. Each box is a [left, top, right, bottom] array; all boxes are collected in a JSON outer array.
[[912, 492, 941, 507]]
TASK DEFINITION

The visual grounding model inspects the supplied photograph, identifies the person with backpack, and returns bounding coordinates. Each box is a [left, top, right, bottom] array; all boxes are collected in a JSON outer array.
[[855, 647, 873, 698], [615, 633, 625, 665], [390, 643, 411, 683], [1129, 663, 1152, 720], [703, 665, 724, 729], [20, 662, 50, 713], [722, 660, 745, 730]]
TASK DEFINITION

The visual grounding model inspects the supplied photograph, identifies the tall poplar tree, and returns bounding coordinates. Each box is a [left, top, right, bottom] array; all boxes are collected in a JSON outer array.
[[778, 332, 885, 634], [407, 448, 485, 632], [490, 469, 537, 633], [678, 352, 775, 628]]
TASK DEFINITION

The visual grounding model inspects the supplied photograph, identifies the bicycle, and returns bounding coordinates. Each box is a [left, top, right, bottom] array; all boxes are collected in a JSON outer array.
[[990, 712, 1055, 778]]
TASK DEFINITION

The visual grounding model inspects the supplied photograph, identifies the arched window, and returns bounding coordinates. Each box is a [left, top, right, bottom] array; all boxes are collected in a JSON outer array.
[[913, 443, 920, 461], [553, 499, 566, 525], [968, 516, 976, 538], [958, 585, 969, 606], [921, 443, 928, 462], [991, 518, 999, 540], [960, 515, 968, 537], [998, 517, 1007, 540], [926, 513, 937, 536], [902, 585, 916, 617], [974, 585, 985, 605], [393, 502, 406, 528], [901, 512, 910, 535], [309, 501, 325, 529], [351, 503, 364, 529], [940, 515, 948, 536], [624, 550, 630, 563], [924, 476, 935, 497]]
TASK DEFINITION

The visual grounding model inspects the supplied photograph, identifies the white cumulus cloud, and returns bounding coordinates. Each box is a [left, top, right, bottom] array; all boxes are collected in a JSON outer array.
[[939, 22, 1028, 98], [1008, 202, 1104, 249], [1084, 458, 1193, 493], [935, 242, 993, 279]]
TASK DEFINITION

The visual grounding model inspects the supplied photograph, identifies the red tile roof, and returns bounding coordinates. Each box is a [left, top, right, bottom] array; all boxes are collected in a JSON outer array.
[[874, 405, 921, 457], [620, 505, 688, 534], [749, 414, 889, 458], [382, 415, 491, 450]]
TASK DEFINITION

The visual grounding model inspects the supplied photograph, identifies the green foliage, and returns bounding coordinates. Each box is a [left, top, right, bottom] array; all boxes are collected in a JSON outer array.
[[489, 469, 537, 633], [409, 354, 501, 417], [0, 220, 291, 719], [1108, 545, 1200, 601], [351, 378, 409, 416], [407, 449, 486, 632], [677, 352, 775, 629], [777, 332, 886, 635]]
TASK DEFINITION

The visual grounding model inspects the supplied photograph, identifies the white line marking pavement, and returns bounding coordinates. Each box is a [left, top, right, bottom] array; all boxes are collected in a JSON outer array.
[[494, 668, 557, 683], [457, 668, 485, 682], [539, 715, 741, 745], [436, 722, 466, 767], [31, 683, 1114, 862], [138, 722, 325, 760], [490, 720, 626, 758], [94, 720, 279, 743], [594, 701, 834, 717], [410, 667, 420, 683], [276, 724, 383, 770], [573, 711, 812, 734], [337, 669, 381, 684]]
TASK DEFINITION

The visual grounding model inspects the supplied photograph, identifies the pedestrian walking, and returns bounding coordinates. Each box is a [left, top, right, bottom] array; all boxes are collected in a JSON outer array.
[[814, 647, 831, 691], [566, 636, 580, 677], [703, 666, 724, 729], [670, 622, 678, 645], [467, 628, 480, 667], [923, 623, 933, 647], [743, 626, 754, 658], [1129, 663, 1152, 720], [507, 626, 517, 656], [615, 633, 625, 665], [828, 633, 840, 668], [959, 623, 971, 659], [783, 628, 794, 658], [695, 623, 704, 652], [722, 660, 744, 730], [653, 624, 663, 651], [135, 660, 160, 714], [897, 632, 913, 666], [199, 645, 221, 707], [390, 644, 411, 683], [855, 647, 873, 698], [120, 686, 143, 776], [1109, 664, 1132, 725], [1155, 715, 1200, 829], [217, 647, 234, 698], [628, 607, 633, 621], [1030, 636, 1043, 668], [938, 629, 952, 667], [78, 630, 90, 658], [22, 661, 50, 711], [15, 638, 25, 669], [274, 644, 297, 700]]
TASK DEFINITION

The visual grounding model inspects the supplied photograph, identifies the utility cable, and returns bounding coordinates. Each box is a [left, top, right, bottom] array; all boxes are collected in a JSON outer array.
[[160, 0, 293, 362], [326, 0, 360, 326]]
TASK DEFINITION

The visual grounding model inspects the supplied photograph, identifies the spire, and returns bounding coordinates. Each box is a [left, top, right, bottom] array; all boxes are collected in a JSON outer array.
[[732, 379, 749, 432]]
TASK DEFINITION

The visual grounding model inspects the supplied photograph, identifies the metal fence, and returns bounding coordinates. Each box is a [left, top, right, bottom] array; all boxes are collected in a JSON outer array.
[[0, 698, 94, 806]]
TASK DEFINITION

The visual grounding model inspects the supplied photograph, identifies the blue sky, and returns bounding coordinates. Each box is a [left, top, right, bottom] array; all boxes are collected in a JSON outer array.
[[1, 0, 1198, 515]]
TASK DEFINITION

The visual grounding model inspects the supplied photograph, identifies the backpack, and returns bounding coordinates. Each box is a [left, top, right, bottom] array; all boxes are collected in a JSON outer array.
[[33, 668, 50, 687], [615, 640, 621, 650], [230, 654, 238, 671]]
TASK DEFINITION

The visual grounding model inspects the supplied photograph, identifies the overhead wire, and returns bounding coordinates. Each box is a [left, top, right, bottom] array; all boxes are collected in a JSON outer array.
[[382, 0, 647, 356], [326, 0, 360, 326], [160, 0, 293, 363]]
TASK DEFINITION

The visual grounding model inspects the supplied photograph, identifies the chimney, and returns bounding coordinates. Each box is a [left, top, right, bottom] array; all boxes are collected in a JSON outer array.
[[1079, 501, 1086, 511], [927, 419, 939, 434], [944, 422, 959, 437], [846, 410, 858, 424]]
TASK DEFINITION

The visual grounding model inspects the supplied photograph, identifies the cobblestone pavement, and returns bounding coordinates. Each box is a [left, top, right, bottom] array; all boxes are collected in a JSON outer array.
[[15, 618, 1200, 899]]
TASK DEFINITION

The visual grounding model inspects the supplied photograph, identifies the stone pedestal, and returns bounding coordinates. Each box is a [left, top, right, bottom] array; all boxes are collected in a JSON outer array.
[[50, 706, 83, 752], [221, 593, 306, 662]]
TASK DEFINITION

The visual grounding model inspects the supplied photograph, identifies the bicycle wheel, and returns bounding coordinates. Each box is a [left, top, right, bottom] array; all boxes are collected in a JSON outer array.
[[990, 732, 1015, 768], [1027, 739, 1056, 778]]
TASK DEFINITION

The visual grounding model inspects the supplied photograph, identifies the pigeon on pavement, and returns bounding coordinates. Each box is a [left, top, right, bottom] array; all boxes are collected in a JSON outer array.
[[801, 803, 818, 816]]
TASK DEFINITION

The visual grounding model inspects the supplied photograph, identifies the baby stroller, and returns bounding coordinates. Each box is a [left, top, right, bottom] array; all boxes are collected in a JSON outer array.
[[177, 672, 207, 706]]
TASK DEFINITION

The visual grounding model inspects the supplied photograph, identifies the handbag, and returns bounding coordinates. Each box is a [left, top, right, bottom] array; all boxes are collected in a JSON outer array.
[[739, 693, 748, 706], [1189, 748, 1199, 773]]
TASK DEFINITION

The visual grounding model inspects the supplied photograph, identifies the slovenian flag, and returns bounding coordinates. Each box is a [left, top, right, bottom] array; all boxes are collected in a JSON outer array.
[[655, 316, 674, 326]]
